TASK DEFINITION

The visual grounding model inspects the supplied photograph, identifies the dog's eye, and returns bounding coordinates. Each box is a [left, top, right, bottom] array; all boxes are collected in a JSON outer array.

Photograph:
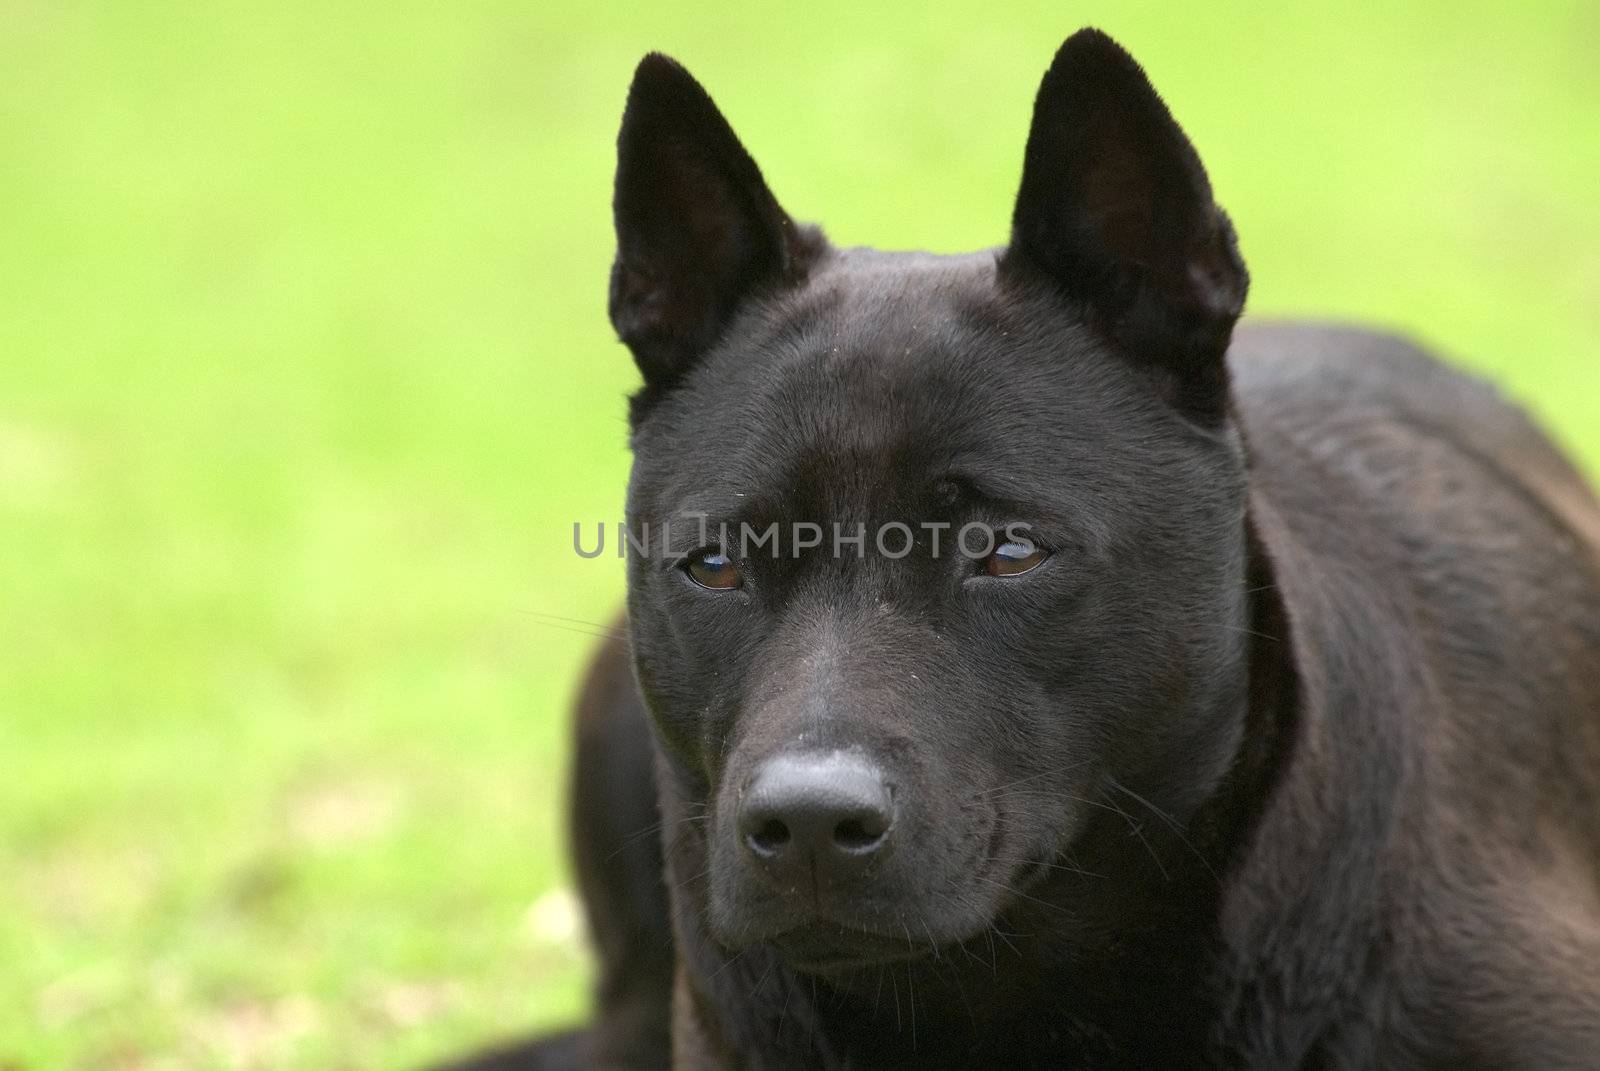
[[985, 540, 1048, 578], [684, 548, 743, 590]]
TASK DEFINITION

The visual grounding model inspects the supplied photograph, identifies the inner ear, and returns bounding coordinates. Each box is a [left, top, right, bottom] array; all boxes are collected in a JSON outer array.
[[1001, 29, 1248, 424], [610, 54, 822, 414]]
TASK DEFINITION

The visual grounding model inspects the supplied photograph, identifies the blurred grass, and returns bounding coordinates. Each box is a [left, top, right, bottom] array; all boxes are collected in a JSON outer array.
[[0, 1, 1595, 1067]]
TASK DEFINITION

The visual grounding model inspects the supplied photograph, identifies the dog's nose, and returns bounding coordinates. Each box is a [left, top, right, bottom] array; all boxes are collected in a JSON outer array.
[[738, 752, 894, 885]]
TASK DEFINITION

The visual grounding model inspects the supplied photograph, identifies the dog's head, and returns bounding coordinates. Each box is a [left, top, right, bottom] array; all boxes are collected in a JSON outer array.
[[611, 30, 1252, 971]]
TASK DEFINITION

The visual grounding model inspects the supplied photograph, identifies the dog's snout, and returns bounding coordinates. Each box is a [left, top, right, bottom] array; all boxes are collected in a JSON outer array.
[[738, 752, 894, 883]]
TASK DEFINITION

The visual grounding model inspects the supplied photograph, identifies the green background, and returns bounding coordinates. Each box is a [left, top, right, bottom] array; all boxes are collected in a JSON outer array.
[[3, 2, 1595, 1067]]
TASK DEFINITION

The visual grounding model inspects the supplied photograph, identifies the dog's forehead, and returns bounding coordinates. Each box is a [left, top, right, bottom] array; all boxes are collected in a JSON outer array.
[[646, 249, 1127, 524], [736, 253, 1012, 478], [787, 249, 1000, 363], [808, 247, 999, 306], [632, 249, 1229, 547]]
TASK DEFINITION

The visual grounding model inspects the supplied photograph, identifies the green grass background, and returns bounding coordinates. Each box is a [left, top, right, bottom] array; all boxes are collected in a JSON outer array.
[[2, 2, 1596, 1067]]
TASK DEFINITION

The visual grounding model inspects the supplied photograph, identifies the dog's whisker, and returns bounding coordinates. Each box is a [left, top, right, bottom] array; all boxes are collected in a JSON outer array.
[[603, 810, 706, 861], [980, 759, 1097, 798], [1030, 856, 1108, 880], [514, 608, 629, 634], [707, 947, 747, 984], [512, 614, 626, 642], [972, 874, 1072, 916], [1105, 778, 1219, 883], [750, 954, 776, 1000]]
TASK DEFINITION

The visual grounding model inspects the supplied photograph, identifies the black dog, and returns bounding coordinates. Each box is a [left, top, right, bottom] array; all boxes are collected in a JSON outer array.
[[446, 27, 1600, 1070]]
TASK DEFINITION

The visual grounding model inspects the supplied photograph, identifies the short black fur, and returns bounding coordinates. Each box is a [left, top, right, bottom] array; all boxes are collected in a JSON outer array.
[[446, 26, 1600, 1071]]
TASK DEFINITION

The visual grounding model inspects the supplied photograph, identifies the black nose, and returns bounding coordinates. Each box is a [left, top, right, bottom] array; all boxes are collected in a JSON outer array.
[[738, 752, 895, 886]]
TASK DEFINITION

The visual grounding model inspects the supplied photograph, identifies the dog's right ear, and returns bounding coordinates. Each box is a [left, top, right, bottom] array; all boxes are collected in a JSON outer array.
[[1001, 30, 1247, 425], [610, 55, 817, 412]]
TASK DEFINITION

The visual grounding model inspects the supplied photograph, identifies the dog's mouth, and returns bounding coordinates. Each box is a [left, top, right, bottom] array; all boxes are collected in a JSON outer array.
[[764, 851, 1079, 975], [769, 923, 941, 973], [735, 852, 1075, 975]]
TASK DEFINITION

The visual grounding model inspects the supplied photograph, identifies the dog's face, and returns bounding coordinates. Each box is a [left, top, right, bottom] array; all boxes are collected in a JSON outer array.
[[611, 31, 1252, 971]]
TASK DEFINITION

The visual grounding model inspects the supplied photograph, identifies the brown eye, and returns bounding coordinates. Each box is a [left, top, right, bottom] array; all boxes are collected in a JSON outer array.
[[985, 540, 1048, 578], [685, 548, 742, 590]]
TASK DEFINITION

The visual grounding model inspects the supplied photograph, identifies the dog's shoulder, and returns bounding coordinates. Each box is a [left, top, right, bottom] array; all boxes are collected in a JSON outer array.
[[1235, 322, 1584, 485], [1231, 319, 1600, 565], [1229, 320, 1535, 457], [1230, 319, 1600, 773]]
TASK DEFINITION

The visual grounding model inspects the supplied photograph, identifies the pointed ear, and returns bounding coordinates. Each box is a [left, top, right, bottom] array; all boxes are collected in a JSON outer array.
[[610, 54, 820, 410], [1001, 30, 1248, 423]]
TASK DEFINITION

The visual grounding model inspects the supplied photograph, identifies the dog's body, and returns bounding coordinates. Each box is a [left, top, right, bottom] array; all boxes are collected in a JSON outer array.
[[448, 29, 1600, 1071], [554, 324, 1600, 1070]]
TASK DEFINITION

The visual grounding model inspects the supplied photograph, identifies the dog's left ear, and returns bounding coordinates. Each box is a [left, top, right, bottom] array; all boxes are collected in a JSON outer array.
[[610, 54, 818, 414], [1002, 29, 1247, 424]]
